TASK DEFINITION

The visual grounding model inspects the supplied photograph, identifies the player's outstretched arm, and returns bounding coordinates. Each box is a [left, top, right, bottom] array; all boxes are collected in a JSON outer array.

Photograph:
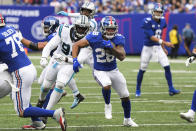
[[57, 11, 80, 17], [150, 36, 174, 48]]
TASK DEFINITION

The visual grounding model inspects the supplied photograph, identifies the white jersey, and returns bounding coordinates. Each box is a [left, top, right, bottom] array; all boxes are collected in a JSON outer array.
[[67, 13, 97, 31], [42, 24, 76, 59]]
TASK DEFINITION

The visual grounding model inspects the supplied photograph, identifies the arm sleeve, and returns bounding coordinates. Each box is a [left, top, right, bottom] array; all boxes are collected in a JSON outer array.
[[67, 13, 80, 17], [42, 35, 61, 58], [144, 28, 154, 38]]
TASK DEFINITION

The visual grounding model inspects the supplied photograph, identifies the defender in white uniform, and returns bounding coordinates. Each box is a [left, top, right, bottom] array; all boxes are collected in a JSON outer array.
[[40, 15, 90, 110]]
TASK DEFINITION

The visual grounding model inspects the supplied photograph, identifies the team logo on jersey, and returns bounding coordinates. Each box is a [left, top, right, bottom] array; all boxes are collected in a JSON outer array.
[[31, 20, 45, 40]]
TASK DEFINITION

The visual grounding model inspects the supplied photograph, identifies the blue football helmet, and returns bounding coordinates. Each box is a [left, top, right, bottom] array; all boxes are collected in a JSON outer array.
[[100, 16, 118, 39], [0, 14, 5, 27], [42, 16, 59, 36], [152, 3, 164, 19]]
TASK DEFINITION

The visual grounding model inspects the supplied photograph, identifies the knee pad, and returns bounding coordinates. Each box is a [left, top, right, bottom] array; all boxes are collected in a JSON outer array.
[[56, 81, 64, 90]]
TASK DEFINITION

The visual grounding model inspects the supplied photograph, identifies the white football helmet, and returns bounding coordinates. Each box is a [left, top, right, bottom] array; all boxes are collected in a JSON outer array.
[[74, 15, 90, 38], [80, 1, 96, 19]]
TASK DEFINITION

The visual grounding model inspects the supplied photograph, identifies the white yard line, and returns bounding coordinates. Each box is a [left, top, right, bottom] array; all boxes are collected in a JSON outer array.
[[1, 123, 196, 130]]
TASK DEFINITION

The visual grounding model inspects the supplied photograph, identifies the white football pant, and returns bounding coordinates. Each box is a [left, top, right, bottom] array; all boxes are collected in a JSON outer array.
[[93, 68, 129, 98], [0, 71, 12, 98], [140, 45, 169, 71]]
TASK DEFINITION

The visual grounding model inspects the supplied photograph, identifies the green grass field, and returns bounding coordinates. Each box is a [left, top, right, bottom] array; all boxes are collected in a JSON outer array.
[[0, 54, 196, 131]]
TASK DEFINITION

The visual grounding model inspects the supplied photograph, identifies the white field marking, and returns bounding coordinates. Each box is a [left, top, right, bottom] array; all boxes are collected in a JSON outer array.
[[0, 110, 187, 116], [29, 56, 187, 63], [132, 69, 196, 73], [0, 99, 191, 106], [1, 123, 196, 130]]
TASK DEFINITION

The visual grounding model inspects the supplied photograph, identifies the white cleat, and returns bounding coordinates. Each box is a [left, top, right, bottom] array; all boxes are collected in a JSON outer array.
[[180, 109, 195, 123], [53, 108, 67, 131], [105, 103, 112, 119], [123, 118, 139, 127]]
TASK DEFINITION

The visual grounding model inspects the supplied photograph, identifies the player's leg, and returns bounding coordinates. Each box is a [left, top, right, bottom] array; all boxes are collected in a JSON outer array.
[[68, 78, 85, 109], [158, 46, 180, 96], [110, 70, 138, 127], [11, 65, 66, 130], [180, 90, 196, 122], [136, 46, 152, 97], [0, 71, 12, 98], [46, 64, 74, 110], [93, 69, 112, 119], [37, 61, 58, 107]]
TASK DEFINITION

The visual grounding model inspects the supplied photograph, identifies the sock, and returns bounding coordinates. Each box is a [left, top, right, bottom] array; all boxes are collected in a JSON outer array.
[[46, 87, 63, 110], [29, 104, 41, 121], [191, 90, 196, 111], [68, 79, 79, 97], [164, 66, 173, 90], [136, 69, 145, 91], [121, 100, 131, 118], [102, 88, 111, 104], [43, 89, 53, 109], [39, 85, 50, 101], [23, 107, 54, 117]]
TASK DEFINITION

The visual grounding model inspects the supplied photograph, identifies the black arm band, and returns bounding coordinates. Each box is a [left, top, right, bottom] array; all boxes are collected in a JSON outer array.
[[29, 42, 39, 51]]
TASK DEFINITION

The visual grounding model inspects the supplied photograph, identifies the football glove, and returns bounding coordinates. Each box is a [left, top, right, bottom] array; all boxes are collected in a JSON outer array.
[[40, 57, 48, 68], [101, 40, 113, 49], [73, 58, 82, 73], [0, 63, 8, 72], [185, 56, 195, 67], [57, 11, 68, 16]]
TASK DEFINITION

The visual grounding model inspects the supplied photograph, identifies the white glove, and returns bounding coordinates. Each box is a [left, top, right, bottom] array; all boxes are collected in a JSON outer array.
[[40, 57, 48, 68], [0, 63, 8, 72], [53, 53, 66, 62], [185, 56, 195, 67]]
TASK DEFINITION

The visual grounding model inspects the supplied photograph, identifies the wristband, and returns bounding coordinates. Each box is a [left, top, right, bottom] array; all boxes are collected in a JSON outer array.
[[158, 39, 163, 44], [29, 42, 39, 50]]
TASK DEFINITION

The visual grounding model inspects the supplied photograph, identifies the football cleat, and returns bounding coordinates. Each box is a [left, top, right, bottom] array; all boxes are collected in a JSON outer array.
[[135, 90, 141, 97], [169, 88, 180, 96], [180, 109, 195, 122], [36, 99, 45, 108], [123, 118, 138, 127], [22, 121, 45, 130], [105, 103, 112, 119], [53, 108, 67, 131], [70, 93, 85, 109]]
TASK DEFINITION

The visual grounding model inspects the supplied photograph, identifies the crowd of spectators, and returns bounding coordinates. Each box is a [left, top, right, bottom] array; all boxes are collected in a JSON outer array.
[[13, 0, 196, 14]]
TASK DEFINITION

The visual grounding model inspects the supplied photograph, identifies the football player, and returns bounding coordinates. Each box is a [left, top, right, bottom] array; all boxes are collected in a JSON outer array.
[[135, 3, 180, 97], [40, 15, 90, 113], [33, 16, 84, 111], [0, 14, 66, 131], [180, 46, 196, 122], [58, 1, 113, 118], [72, 16, 138, 127]]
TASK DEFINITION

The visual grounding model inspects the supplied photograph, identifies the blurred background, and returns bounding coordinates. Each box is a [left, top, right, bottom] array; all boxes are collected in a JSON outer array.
[[0, 0, 195, 56]]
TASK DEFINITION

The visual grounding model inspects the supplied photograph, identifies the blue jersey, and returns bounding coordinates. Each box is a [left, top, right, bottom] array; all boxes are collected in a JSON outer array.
[[141, 16, 167, 46], [0, 26, 31, 72], [86, 32, 125, 71]]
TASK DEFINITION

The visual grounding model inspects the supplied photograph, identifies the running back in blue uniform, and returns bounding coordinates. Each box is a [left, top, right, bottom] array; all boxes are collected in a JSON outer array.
[[86, 32, 125, 71], [72, 16, 138, 126], [141, 16, 167, 46], [0, 26, 31, 72]]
